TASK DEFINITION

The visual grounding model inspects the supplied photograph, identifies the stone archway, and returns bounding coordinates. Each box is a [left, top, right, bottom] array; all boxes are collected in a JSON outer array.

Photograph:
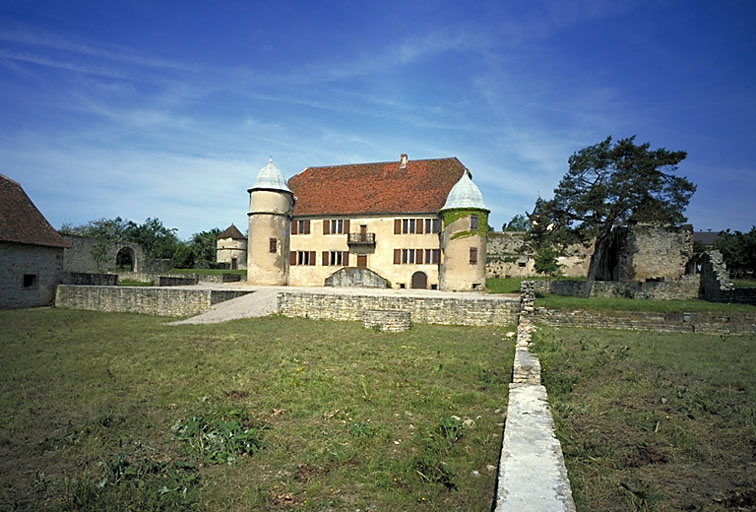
[[116, 246, 136, 272], [411, 271, 428, 289]]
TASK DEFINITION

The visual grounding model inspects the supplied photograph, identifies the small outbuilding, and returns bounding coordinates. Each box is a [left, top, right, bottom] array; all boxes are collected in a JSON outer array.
[[0, 174, 67, 309]]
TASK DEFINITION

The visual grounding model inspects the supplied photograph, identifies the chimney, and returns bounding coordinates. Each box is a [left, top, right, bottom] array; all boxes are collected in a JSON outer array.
[[399, 153, 408, 168]]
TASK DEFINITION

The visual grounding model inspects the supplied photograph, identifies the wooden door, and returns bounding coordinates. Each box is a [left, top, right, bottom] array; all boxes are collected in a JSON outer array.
[[411, 271, 427, 289], [357, 255, 367, 268]]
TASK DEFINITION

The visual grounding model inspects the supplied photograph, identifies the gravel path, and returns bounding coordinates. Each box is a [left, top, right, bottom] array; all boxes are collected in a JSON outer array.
[[168, 287, 279, 325]]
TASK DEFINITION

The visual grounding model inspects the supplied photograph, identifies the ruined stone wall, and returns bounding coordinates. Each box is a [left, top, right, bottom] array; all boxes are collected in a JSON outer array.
[[485, 232, 590, 278], [536, 307, 756, 335], [62, 235, 146, 273], [55, 285, 250, 316], [278, 291, 519, 326], [532, 274, 701, 300], [611, 223, 693, 282], [1, 242, 64, 309]]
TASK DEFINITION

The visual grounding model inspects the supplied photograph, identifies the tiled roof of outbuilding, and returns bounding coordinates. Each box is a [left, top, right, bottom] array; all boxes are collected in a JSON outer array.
[[289, 156, 466, 216], [0, 173, 67, 248], [217, 224, 246, 240]]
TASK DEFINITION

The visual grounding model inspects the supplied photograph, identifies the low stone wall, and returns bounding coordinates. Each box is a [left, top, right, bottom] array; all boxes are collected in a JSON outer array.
[[61, 272, 118, 286], [532, 275, 700, 300], [117, 271, 242, 285], [55, 285, 251, 317], [536, 307, 756, 335], [158, 275, 199, 286], [362, 310, 411, 332], [278, 292, 518, 326]]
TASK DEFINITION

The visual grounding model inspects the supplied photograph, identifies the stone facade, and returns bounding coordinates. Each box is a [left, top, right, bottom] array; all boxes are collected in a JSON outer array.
[[55, 285, 251, 316], [277, 291, 519, 326], [0, 242, 65, 309]]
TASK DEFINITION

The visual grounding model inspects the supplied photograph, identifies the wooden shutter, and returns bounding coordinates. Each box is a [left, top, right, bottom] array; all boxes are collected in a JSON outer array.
[[469, 247, 478, 264], [322, 251, 329, 266], [269, 238, 277, 253], [291, 220, 298, 235], [416, 249, 423, 263], [344, 219, 350, 233], [417, 219, 424, 234], [304, 220, 311, 234], [394, 249, 401, 264], [342, 251, 349, 266], [394, 219, 401, 234], [309, 251, 316, 265], [323, 219, 330, 234], [290, 251, 297, 266]]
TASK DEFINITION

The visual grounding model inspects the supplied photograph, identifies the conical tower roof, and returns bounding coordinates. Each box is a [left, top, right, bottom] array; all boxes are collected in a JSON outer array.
[[440, 171, 488, 211], [249, 158, 292, 193]]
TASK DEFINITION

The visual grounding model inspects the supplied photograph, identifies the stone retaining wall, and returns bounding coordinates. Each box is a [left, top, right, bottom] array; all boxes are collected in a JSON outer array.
[[361, 310, 411, 332], [536, 307, 756, 335], [55, 285, 251, 317], [278, 292, 519, 326]]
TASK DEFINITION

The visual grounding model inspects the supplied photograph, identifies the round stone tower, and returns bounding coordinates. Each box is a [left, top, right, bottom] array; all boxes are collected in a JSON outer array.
[[438, 170, 489, 291], [247, 158, 294, 285]]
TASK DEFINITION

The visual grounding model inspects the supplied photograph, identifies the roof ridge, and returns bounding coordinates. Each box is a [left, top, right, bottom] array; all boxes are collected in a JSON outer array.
[[300, 156, 460, 171]]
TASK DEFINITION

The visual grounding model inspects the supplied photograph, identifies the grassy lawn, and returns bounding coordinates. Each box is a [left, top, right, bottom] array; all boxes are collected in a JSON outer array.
[[732, 278, 756, 288], [0, 309, 513, 511], [169, 268, 247, 277], [532, 327, 756, 511], [117, 278, 154, 286]]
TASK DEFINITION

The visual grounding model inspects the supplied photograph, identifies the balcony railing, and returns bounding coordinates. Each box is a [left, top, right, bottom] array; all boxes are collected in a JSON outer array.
[[347, 232, 376, 245]]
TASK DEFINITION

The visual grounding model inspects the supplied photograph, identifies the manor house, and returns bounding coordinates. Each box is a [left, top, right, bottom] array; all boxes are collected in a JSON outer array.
[[246, 155, 488, 291]]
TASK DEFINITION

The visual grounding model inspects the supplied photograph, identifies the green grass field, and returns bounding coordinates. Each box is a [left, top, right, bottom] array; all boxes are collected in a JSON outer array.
[[0, 309, 513, 511], [532, 327, 756, 511]]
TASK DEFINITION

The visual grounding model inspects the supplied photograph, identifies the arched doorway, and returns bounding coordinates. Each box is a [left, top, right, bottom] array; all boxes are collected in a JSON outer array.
[[116, 247, 136, 271], [411, 271, 427, 289]]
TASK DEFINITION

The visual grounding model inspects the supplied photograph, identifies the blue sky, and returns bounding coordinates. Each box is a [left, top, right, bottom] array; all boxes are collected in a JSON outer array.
[[1, 0, 754, 239]]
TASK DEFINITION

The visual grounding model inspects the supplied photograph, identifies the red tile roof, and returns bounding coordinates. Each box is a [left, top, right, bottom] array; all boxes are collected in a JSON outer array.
[[0, 174, 67, 248], [289, 157, 466, 216], [217, 224, 246, 240]]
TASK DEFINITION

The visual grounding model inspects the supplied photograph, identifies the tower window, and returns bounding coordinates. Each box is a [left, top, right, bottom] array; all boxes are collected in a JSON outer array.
[[469, 247, 478, 264], [470, 214, 478, 230], [269, 238, 277, 253]]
